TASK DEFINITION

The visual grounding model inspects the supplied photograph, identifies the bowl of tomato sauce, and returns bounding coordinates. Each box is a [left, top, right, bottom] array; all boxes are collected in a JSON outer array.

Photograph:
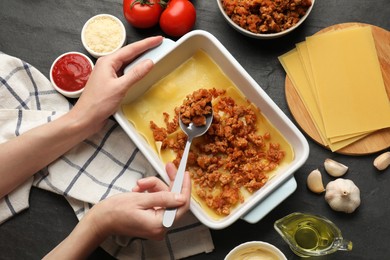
[[50, 52, 94, 98]]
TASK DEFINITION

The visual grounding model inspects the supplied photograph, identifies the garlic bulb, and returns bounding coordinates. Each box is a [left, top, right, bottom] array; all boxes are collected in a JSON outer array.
[[307, 169, 325, 194], [324, 158, 348, 177], [325, 178, 360, 213]]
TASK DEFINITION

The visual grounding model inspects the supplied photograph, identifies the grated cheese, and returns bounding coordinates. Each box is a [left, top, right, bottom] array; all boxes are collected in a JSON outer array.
[[84, 15, 124, 54]]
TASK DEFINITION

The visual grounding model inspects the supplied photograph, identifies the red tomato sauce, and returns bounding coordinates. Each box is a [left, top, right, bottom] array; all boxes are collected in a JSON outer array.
[[51, 53, 92, 92]]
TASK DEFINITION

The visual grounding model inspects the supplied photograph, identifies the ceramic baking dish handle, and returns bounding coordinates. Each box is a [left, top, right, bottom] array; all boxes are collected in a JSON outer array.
[[123, 38, 176, 74], [241, 177, 297, 223]]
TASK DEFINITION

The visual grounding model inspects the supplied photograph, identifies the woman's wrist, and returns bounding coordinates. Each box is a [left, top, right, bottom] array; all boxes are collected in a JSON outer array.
[[86, 202, 112, 242], [61, 107, 104, 141], [44, 205, 109, 259]]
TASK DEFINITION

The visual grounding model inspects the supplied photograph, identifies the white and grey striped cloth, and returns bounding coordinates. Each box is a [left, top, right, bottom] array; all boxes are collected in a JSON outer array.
[[0, 52, 214, 259]]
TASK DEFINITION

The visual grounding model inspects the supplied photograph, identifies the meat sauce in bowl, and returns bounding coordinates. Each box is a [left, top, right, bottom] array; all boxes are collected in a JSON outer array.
[[217, 0, 314, 39]]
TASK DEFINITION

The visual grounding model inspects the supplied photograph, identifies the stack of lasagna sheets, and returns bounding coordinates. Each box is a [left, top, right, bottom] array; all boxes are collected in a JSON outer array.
[[279, 25, 390, 151]]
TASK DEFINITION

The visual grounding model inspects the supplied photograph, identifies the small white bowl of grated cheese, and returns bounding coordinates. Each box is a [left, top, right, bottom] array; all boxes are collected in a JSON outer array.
[[81, 14, 127, 58]]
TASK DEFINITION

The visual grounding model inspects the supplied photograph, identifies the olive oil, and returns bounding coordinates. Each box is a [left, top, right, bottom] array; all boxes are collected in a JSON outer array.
[[274, 212, 352, 257], [293, 218, 334, 250]]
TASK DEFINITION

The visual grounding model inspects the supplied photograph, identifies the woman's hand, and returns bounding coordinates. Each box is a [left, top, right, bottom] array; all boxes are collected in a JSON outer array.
[[92, 162, 191, 240], [70, 36, 163, 134], [44, 163, 191, 259]]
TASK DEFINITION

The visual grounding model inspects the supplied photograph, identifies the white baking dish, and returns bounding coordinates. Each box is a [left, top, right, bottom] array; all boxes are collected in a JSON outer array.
[[114, 30, 309, 229]]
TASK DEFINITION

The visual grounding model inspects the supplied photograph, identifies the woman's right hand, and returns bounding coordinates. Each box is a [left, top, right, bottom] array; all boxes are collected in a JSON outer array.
[[90, 162, 191, 240], [44, 162, 191, 259]]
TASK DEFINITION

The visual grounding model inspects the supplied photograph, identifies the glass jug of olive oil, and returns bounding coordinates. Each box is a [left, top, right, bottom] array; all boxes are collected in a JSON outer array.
[[274, 212, 352, 257]]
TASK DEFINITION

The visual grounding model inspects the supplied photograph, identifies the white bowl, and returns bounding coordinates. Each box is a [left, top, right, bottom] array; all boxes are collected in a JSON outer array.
[[225, 241, 287, 260], [114, 30, 309, 229], [81, 14, 126, 58], [50, 51, 94, 98], [216, 0, 315, 39]]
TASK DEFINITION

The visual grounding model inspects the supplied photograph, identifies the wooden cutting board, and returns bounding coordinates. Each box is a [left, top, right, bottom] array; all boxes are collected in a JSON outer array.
[[285, 23, 390, 155]]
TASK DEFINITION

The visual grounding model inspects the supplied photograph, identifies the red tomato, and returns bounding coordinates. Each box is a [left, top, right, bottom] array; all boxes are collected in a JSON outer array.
[[159, 0, 196, 37], [123, 0, 163, 28]]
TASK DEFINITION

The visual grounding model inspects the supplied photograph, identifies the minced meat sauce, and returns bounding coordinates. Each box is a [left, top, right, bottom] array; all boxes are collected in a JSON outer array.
[[221, 0, 312, 34], [150, 88, 286, 216], [180, 89, 213, 126]]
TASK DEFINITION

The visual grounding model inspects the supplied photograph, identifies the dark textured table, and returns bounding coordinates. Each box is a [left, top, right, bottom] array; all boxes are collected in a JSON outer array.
[[1, 1, 389, 259]]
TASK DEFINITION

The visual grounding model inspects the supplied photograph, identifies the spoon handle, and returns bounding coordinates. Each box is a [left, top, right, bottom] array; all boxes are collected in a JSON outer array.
[[162, 138, 192, 228]]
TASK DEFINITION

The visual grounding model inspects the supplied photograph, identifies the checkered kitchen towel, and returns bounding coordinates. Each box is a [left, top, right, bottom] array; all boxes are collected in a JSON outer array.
[[0, 52, 214, 259]]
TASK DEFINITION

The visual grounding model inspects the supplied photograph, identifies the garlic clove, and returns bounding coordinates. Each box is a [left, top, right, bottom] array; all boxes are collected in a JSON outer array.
[[373, 151, 390, 171], [307, 169, 325, 194], [325, 178, 360, 213], [324, 158, 348, 177]]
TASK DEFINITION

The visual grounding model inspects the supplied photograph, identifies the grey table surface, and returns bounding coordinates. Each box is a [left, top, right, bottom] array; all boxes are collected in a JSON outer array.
[[1, 0, 390, 259]]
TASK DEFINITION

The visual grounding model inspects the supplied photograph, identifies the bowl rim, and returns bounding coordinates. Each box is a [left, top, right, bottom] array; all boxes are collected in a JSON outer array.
[[225, 241, 287, 260], [49, 51, 94, 98], [216, 0, 315, 39], [81, 13, 127, 58]]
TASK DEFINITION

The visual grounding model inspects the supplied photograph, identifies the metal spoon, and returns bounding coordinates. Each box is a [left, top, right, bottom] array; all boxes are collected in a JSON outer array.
[[162, 105, 214, 228]]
